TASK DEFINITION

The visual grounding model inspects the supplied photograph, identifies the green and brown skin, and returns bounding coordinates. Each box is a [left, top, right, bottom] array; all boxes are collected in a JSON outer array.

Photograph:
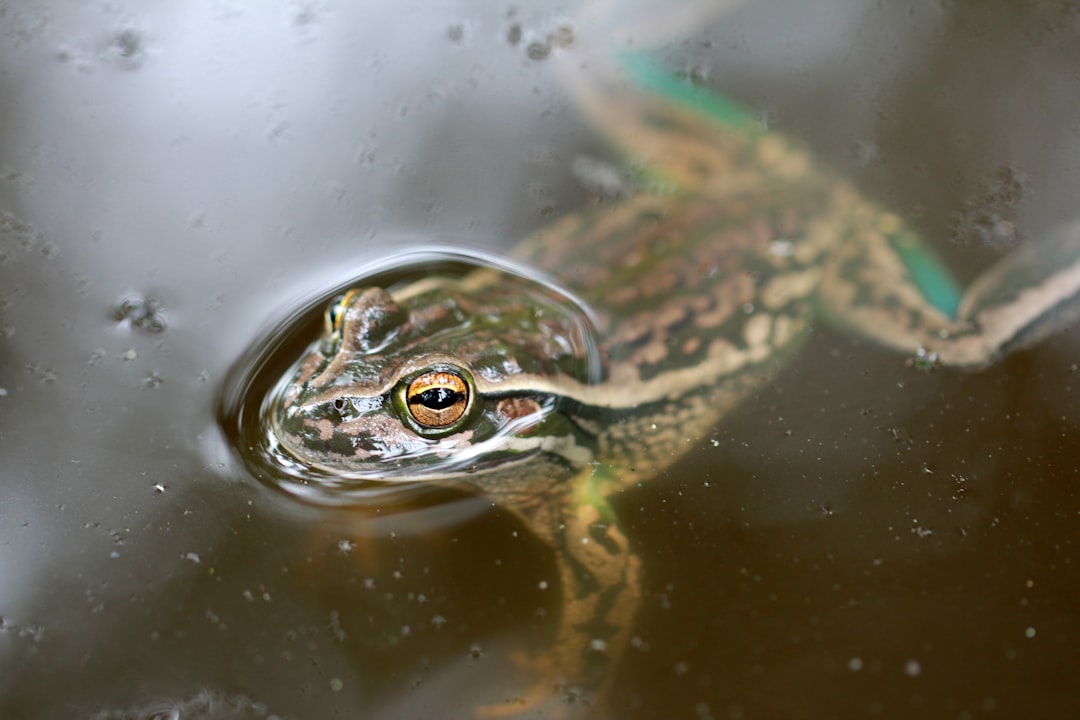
[[270, 39, 1080, 715]]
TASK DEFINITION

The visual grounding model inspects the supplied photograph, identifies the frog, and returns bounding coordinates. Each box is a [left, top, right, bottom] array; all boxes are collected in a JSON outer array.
[[266, 9, 1080, 717]]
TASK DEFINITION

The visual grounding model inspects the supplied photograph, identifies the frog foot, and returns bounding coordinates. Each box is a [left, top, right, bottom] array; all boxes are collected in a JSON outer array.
[[474, 508, 639, 718]]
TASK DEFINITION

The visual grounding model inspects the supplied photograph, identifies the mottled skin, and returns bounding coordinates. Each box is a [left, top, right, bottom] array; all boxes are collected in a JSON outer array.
[[270, 33, 1080, 719]]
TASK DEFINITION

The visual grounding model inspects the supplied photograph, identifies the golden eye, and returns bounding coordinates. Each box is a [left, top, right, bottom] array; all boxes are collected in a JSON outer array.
[[406, 371, 470, 428]]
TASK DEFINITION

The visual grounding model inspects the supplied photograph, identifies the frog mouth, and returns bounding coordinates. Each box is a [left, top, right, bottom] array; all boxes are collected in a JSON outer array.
[[299, 443, 545, 485], [271, 400, 594, 488]]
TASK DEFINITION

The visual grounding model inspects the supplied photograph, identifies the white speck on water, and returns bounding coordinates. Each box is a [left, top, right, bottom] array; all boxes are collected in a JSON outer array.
[[0, 387, 6, 397], [183, 552, 201, 564], [904, 659, 922, 677], [121, 349, 137, 361], [588, 638, 606, 653], [337, 539, 354, 554], [26, 362, 56, 382], [538, 580, 549, 590], [329, 610, 346, 641], [848, 657, 863, 671], [1025, 626, 1036, 639], [329, 677, 343, 692], [153, 483, 165, 493], [431, 615, 446, 629]]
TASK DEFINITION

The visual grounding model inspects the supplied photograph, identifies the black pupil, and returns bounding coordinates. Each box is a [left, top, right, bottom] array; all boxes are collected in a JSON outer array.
[[416, 387, 461, 410]]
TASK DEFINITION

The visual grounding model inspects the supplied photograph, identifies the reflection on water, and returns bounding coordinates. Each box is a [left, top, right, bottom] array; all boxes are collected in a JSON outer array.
[[2, 2, 1080, 719]]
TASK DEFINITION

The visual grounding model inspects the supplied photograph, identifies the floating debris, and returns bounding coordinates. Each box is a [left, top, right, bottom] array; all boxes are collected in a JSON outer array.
[[112, 294, 167, 333]]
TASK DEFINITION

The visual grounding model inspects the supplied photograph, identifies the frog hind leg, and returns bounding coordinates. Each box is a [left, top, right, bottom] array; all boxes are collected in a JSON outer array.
[[477, 468, 641, 718], [818, 205, 1080, 368]]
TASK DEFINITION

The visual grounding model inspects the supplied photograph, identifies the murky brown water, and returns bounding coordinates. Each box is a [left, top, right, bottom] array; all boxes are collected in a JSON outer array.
[[3, 2, 1080, 719]]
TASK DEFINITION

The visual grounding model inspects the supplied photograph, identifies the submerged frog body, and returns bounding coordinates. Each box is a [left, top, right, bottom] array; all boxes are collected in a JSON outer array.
[[270, 42, 1080, 717]]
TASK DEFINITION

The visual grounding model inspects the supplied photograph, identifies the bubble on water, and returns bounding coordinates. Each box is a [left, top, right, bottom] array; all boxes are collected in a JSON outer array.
[[112, 294, 167, 333], [0, 618, 45, 643], [26, 362, 56, 383], [526, 40, 551, 61], [911, 524, 933, 539], [950, 165, 1031, 249], [87, 690, 279, 720], [0, 209, 44, 252], [102, 28, 146, 71], [847, 657, 863, 672], [506, 23, 522, 46], [288, 0, 322, 28], [141, 371, 164, 389], [904, 659, 922, 677], [852, 139, 881, 167]]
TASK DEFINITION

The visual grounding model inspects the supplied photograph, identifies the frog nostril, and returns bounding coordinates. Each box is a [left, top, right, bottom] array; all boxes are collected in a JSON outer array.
[[333, 397, 349, 414]]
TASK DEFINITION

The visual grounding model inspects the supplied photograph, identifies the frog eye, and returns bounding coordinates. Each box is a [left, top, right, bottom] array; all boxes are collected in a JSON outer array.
[[324, 288, 362, 336], [405, 370, 470, 428]]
